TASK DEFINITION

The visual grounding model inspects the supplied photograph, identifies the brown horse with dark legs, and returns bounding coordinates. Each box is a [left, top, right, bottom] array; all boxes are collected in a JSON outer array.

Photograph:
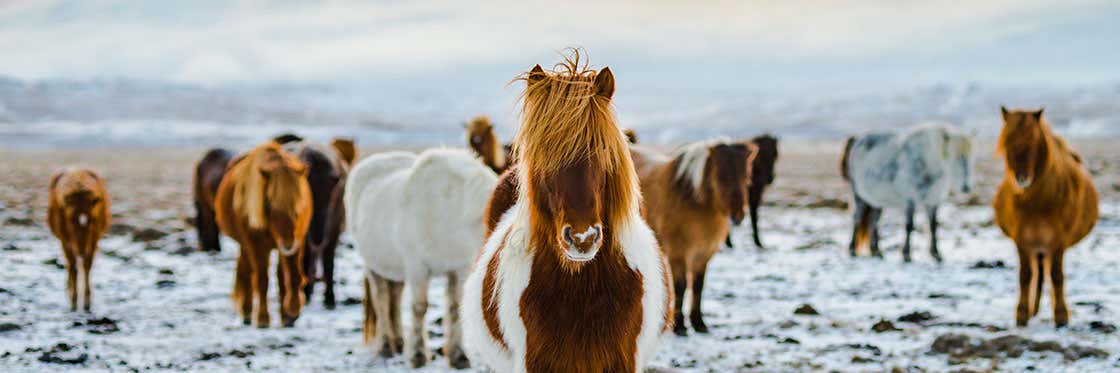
[[193, 148, 234, 252], [738, 135, 779, 248], [631, 140, 753, 335], [215, 142, 312, 327], [994, 107, 1098, 328], [273, 134, 356, 309], [464, 116, 510, 174], [48, 168, 110, 312], [463, 52, 672, 372]]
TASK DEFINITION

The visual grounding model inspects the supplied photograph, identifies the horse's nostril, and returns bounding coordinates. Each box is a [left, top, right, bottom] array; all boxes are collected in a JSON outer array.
[[562, 225, 574, 245]]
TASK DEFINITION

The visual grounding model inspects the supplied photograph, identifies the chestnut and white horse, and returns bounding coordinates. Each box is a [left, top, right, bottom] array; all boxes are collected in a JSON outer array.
[[345, 147, 496, 369], [462, 53, 672, 372]]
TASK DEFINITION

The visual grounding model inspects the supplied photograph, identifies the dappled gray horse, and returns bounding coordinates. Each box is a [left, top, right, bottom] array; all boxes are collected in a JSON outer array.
[[840, 123, 974, 262]]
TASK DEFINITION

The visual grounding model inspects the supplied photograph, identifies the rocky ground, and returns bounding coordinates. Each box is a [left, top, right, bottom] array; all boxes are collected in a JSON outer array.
[[0, 141, 1117, 372]]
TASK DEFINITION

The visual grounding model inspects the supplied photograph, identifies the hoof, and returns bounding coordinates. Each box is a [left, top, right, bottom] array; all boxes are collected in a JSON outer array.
[[377, 341, 396, 358], [242, 318, 251, 326], [409, 351, 428, 368], [281, 314, 298, 328], [447, 349, 471, 369], [691, 316, 709, 334], [672, 324, 688, 337]]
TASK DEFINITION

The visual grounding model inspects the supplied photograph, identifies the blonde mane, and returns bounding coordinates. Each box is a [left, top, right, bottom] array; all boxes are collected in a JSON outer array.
[[232, 142, 307, 230], [513, 49, 639, 226]]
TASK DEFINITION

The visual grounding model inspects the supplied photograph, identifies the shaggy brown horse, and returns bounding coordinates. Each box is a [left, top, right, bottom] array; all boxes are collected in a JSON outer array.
[[274, 134, 356, 309], [193, 148, 234, 252], [464, 54, 672, 372], [215, 142, 313, 327], [737, 135, 779, 248], [47, 168, 110, 312], [632, 140, 753, 335], [994, 107, 1098, 328], [465, 116, 511, 173]]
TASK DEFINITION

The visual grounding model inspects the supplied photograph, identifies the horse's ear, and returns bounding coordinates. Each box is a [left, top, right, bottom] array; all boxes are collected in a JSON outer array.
[[1000, 106, 1009, 119], [1033, 107, 1044, 121], [528, 64, 546, 84], [595, 67, 615, 99], [330, 138, 357, 166]]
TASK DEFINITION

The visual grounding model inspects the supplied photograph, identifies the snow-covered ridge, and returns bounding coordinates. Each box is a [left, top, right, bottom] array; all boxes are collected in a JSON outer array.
[[1, 77, 1118, 148]]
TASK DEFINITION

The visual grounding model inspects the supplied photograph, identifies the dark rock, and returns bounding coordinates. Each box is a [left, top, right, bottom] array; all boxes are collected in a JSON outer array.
[[872, 319, 900, 333], [778, 320, 799, 329], [37, 343, 86, 365], [42, 258, 64, 269], [779, 337, 801, 344], [2, 243, 26, 251], [156, 280, 176, 289], [158, 268, 174, 276], [805, 198, 848, 209], [970, 260, 1006, 269], [74, 317, 120, 335], [851, 355, 877, 364], [898, 311, 935, 324], [793, 304, 819, 316], [1089, 321, 1117, 334], [930, 333, 1110, 362], [108, 223, 136, 236], [4, 217, 35, 226], [341, 297, 361, 306], [0, 323, 20, 332], [198, 352, 221, 361], [132, 227, 169, 242]]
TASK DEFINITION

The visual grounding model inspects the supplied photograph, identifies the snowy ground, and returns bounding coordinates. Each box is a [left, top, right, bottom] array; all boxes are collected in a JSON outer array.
[[1, 145, 1117, 372]]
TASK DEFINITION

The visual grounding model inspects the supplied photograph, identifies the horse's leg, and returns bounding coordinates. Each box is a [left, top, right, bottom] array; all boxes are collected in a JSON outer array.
[[927, 206, 942, 262], [869, 207, 884, 258], [1015, 246, 1036, 327], [670, 256, 689, 336], [322, 243, 337, 309], [848, 200, 867, 257], [368, 272, 396, 357], [235, 251, 253, 325], [1032, 253, 1044, 317], [749, 187, 765, 249], [81, 253, 94, 312], [301, 241, 316, 306], [1049, 250, 1069, 327], [389, 280, 405, 353], [405, 275, 431, 368], [444, 271, 470, 369], [689, 253, 714, 333], [196, 201, 219, 252], [63, 245, 77, 311], [251, 247, 271, 328], [902, 202, 915, 262]]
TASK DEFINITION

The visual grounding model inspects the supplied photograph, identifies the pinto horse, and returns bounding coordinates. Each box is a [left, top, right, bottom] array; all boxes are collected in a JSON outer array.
[[47, 168, 110, 312], [631, 139, 753, 336], [346, 148, 495, 368], [214, 142, 312, 328], [994, 108, 1098, 327], [465, 116, 511, 174], [841, 123, 974, 261], [462, 54, 672, 373], [193, 148, 234, 252], [275, 134, 356, 309]]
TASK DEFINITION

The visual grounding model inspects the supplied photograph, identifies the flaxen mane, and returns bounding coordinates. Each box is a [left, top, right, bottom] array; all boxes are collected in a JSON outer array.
[[671, 138, 731, 200], [513, 50, 639, 227], [232, 143, 306, 230]]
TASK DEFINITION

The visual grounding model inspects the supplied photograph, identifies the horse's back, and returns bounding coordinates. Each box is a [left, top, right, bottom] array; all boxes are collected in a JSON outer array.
[[848, 128, 952, 208]]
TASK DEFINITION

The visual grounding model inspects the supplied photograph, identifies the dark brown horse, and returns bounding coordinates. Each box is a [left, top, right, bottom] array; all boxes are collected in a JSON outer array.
[[464, 116, 511, 174], [215, 141, 313, 327], [994, 107, 1098, 328], [730, 135, 779, 248], [193, 148, 234, 252], [274, 134, 356, 309]]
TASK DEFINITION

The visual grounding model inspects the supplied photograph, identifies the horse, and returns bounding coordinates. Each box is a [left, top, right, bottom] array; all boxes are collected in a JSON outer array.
[[461, 53, 672, 373], [631, 139, 753, 336], [740, 135, 779, 248], [345, 147, 495, 368], [193, 148, 234, 252], [465, 116, 511, 174], [840, 123, 974, 262], [214, 141, 312, 328], [993, 107, 1098, 328], [272, 134, 356, 309], [47, 168, 110, 312]]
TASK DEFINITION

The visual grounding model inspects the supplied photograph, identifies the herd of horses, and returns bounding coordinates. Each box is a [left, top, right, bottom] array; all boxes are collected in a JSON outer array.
[[40, 52, 1099, 372]]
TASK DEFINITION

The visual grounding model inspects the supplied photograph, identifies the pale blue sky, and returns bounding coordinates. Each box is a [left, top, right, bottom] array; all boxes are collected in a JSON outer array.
[[1, 0, 1118, 93]]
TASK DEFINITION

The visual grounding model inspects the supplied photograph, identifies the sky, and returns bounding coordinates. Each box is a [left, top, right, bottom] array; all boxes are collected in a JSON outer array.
[[2, 0, 1119, 93]]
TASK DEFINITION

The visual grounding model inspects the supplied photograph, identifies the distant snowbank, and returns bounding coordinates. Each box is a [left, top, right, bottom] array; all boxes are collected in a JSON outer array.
[[1, 77, 1117, 148]]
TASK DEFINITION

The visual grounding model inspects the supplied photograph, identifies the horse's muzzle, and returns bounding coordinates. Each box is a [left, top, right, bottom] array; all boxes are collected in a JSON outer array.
[[561, 224, 602, 261]]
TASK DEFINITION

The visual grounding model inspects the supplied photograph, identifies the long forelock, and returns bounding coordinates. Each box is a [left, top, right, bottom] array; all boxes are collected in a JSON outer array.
[[513, 57, 639, 232]]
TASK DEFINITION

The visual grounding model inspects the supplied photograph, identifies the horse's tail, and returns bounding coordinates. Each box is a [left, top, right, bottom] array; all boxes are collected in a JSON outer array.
[[840, 136, 856, 181], [854, 204, 872, 252], [362, 272, 377, 345]]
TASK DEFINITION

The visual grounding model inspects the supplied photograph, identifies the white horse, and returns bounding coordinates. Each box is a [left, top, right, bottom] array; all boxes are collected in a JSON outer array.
[[345, 148, 497, 369], [841, 123, 974, 262]]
